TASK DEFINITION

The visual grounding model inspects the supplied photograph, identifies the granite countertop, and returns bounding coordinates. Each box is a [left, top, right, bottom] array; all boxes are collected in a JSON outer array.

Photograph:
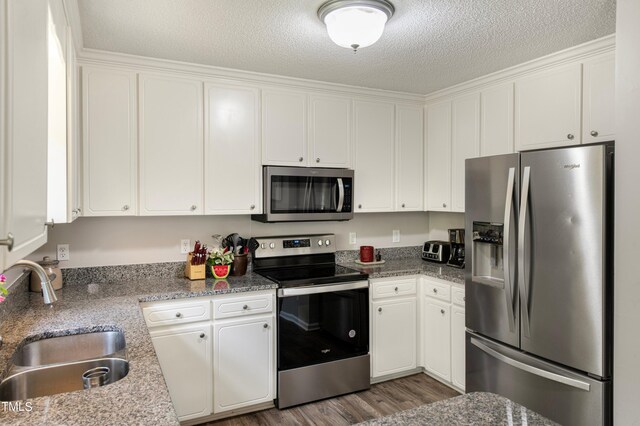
[[342, 257, 465, 285], [358, 392, 558, 426], [0, 273, 277, 425]]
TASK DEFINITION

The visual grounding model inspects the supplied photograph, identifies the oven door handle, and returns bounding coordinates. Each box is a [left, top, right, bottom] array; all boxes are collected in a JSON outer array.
[[278, 281, 369, 297]]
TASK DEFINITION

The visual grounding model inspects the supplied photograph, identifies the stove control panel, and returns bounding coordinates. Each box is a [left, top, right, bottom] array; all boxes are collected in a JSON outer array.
[[253, 234, 335, 258]]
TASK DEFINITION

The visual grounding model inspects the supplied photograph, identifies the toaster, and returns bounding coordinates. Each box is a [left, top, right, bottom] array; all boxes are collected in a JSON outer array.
[[422, 241, 451, 263]]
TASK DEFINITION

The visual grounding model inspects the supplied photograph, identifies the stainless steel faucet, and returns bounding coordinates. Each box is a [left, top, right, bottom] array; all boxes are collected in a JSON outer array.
[[6, 260, 58, 304]]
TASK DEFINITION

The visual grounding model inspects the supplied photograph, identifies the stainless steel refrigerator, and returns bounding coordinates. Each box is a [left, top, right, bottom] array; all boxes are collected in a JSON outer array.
[[465, 142, 613, 426]]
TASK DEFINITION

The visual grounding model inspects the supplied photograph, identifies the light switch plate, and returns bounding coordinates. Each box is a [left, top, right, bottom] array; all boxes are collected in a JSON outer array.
[[57, 244, 70, 261], [349, 232, 357, 245], [392, 230, 400, 243]]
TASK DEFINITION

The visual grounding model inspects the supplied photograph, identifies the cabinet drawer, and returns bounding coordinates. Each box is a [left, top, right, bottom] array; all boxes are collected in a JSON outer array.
[[452, 286, 466, 306], [213, 293, 273, 319], [372, 279, 416, 300], [423, 280, 451, 302], [142, 299, 211, 328]]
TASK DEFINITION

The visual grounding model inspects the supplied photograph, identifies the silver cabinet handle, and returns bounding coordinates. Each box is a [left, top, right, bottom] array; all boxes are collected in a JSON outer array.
[[263, 323, 268, 329], [243, 305, 248, 310], [433, 288, 438, 294], [175, 312, 182, 318], [440, 309, 445, 314], [0, 233, 14, 252], [590, 130, 599, 137], [394, 287, 398, 292], [358, 204, 362, 209], [378, 307, 382, 313], [122, 205, 129, 211], [190, 205, 197, 211], [503, 167, 516, 332], [250, 204, 255, 210], [316, 158, 320, 163], [567, 133, 574, 140], [199, 333, 205, 338], [442, 203, 447, 208], [518, 166, 532, 337], [72, 208, 80, 215], [401, 203, 405, 208], [298, 157, 304, 162]]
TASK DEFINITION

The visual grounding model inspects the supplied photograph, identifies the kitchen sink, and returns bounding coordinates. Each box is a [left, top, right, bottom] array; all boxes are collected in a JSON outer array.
[[0, 358, 129, 401], [12, 331, 126, 367]]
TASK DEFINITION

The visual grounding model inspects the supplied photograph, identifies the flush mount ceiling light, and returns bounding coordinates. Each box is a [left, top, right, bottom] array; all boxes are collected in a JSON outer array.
[[318, 0, 395, 53]]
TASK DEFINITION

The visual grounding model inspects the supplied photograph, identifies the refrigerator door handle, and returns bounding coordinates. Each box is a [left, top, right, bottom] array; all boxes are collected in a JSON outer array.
[[470, 337, 591, 391], [503, 167, 516, 332], [518, 166, 531, 337]]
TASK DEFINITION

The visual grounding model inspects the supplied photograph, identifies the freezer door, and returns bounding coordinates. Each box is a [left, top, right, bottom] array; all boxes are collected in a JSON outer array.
[[519, 144, 612, 377], [467, 332, 611, 426], [465, 153, 519, 348]]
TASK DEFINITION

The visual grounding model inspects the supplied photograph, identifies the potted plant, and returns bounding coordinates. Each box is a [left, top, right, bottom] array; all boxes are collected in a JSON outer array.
[[207, 248, 234, 279]]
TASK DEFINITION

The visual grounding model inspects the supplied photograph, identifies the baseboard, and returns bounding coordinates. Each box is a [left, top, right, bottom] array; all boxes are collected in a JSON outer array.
[[420, 369, 465, 394], [370, 368, 423, 384], [180, 401, 275, 426]]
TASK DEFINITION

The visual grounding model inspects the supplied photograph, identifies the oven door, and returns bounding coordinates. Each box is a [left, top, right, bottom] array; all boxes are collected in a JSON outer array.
[[277, 281, 369, 371], [253, 166, 354, 222]]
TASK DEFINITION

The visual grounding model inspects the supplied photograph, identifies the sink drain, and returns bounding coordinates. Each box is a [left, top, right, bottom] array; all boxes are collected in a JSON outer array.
[[82, 366, 110, 389]]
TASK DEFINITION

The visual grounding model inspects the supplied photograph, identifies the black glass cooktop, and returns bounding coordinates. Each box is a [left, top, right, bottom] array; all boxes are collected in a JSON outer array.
[[256, 264, 368, 288]]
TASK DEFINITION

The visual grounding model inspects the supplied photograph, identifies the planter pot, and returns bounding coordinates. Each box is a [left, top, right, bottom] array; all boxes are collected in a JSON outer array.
[[231, 253, 248, 276], [210, 264, 230, 279]]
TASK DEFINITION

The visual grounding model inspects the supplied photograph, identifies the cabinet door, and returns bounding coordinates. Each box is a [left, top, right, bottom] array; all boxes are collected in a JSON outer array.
[[481, 83, 514, 156], [309, 94, 351, 168], [451, 93, 480, 212], [139, 74, 203, 215], [423, 297, 451, 382], [1, 0, 49, 270], [150, 323, 212, 421], [396, 105, 424, 211], [214, 315, 274, 413], [82, 66, 137, 216], [372, 298, 417, 377], [66, 28, 82, 221], [353, 100, 395, 212], [262, 89, 307, 166], [451, 305, 466, 391], [582, 53, 615, 144], [205, 83, 261, 214], [425, 101, 452, 211], [515, 63, 582, 150]]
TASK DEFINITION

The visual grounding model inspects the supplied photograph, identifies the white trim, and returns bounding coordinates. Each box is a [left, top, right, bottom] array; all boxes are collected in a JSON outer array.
[[77, 48, 426, 104], [425, 34, 615, 103], [61, 0, 83, 52]]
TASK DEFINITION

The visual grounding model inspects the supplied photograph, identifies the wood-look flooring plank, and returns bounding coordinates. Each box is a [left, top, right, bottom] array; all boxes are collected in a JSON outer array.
[[204, 373, 461, 426]]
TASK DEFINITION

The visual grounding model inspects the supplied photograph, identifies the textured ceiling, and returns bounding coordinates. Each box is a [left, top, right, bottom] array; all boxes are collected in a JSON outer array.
[[77, 0, 616, 94]]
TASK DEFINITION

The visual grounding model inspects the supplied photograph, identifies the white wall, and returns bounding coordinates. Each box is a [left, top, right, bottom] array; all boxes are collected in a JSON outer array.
[[30, 212, 434, 268], [427, 212, 465, 241], [614, 0, 640, 423]]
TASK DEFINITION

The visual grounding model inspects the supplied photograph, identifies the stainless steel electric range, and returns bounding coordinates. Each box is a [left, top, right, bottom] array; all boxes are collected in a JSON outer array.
[[252, 234, 370, 409]]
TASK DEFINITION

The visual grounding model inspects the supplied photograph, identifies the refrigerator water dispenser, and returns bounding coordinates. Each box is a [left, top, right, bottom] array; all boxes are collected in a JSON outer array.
[[472, 222, 504, 286]]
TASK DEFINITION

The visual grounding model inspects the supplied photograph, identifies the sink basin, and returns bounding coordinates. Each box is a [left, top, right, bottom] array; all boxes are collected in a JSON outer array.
[[12, 331, 126, 367], [0, 358, 130, 401]]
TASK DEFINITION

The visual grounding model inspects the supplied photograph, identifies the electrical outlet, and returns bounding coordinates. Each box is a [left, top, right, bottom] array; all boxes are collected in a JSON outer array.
[[392, 230, 400, 243], [57, 244, 70, 261], [349, 232, 357, 245], [180, 239, 191, 254]]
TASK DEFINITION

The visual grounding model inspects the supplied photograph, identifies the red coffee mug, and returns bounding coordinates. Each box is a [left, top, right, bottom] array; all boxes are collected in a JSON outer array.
[[360, 246, 374, 263]]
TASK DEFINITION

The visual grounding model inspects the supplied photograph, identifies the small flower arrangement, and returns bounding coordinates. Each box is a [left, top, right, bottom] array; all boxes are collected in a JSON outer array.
[[0, 274, 8, 303], [207, 248, 234, 279]]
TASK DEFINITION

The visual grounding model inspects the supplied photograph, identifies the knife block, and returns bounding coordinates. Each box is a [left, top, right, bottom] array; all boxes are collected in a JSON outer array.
[[184, 253, 206, 280]]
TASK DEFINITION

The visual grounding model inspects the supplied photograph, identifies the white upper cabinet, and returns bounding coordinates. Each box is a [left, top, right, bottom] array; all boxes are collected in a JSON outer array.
[[139, 74, 204, 215], [66, 29, 82, 221], [82, 66, 137, 216], [353, 100, 395, 212], [308, 94, 351, 168], [1, 0, 49, 270], [582, 52, 615, 144], [262, 89, 307, 166], [515, 63, 582, 150], [425, 101, 452, 212], [480, 83, 514, 156], [451, 93, 480, 212], [204, 83, 261, 214], [396, 105, 424, 211]]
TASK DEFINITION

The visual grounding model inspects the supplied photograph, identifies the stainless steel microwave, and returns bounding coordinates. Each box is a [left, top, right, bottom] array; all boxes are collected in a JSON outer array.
[[251, 166, 354, 222]]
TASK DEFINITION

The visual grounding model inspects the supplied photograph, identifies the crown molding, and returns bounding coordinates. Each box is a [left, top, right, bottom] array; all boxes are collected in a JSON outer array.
[[424, 34, 615, 103], [77, 48, 425, 104], [61, 0, 83, 52]]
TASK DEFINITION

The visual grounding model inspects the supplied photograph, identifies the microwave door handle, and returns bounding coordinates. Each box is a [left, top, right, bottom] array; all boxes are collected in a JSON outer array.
[[336, 178, 344, 213]]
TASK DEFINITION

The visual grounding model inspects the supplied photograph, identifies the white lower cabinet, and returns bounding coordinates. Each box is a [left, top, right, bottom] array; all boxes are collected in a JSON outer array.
[[422, 297, 451, 382], [150, 323, 212, 421], [214, 315, 274, 413], [451, 305, 466, 390], [143, 291, 276, 423]]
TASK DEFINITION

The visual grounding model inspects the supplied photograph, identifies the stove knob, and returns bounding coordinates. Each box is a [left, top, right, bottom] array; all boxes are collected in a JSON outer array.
[[260, 243, 266, 249], [317, 239, 323, 247], [325, 239, 331, 246], [269, 242, 276, 249]]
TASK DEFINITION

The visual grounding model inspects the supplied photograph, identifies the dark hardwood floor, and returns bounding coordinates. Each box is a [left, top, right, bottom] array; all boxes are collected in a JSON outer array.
[[206, 373, 460, 426]]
